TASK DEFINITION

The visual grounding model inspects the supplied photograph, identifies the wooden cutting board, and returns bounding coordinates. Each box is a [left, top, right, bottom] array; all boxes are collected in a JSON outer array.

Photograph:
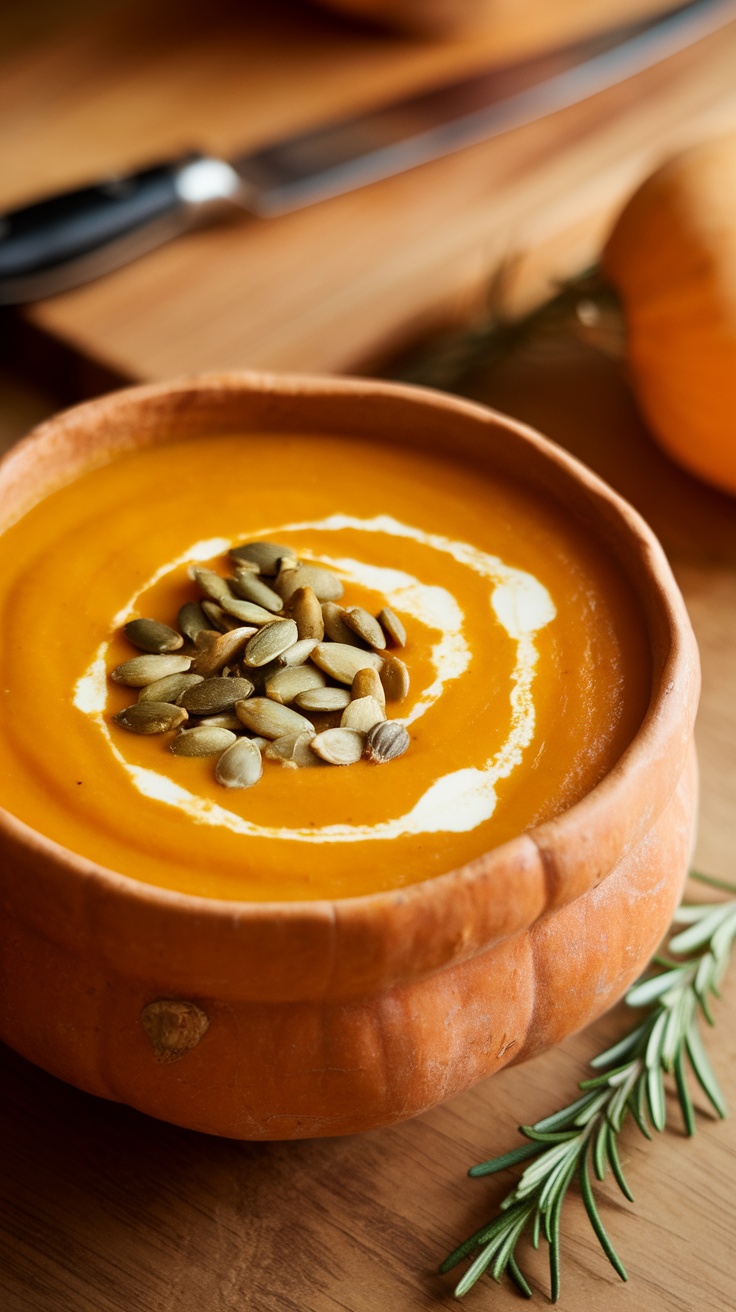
[[3, 0, 736, 391]]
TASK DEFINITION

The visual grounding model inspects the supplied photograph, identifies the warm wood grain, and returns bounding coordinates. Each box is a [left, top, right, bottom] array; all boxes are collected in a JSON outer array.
[[2, 0, 736, 384], [0, 333, 735, 1312]]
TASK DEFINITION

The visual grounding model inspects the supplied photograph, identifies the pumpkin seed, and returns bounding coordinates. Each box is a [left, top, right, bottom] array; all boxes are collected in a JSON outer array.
[[230, 570, 284, 613], [277, 638, 320, 666], [291, 586, 324, 641], [264, 664, 326, 705], [170, 726, 237, 756], [340, 695, 385, 733], [201, 600, 240, 632], [276, 564, 343, 603], [192, 626, 256, 677], [343, 607, 386, 651], [321, 602, 365, 647], [215, 737, 263, 789], [190, 566, 232, 604], [295, 686, 351, 713], [229, 541, 296, 575], [220, 596, 280, 626], [310, 727, 364, 765], [235, 697, 315, 739], [351, 665, 385, 708], [378, 606, 406, 647], [124, 617, 184, 654], [243, 618, 298, 667], [379, 654, 410, 702], [111, 653, 192, 687], [194, 628, 220, 652], [264, 731, 322, 768], [138, 671, 204, 704], [198, 713, 244, 732], [180, 676, 254, 714], [177, 601, 210, 642], [311, 642, 382, 685], [114, 701, 188, 734], [365, 720, 410, 763]]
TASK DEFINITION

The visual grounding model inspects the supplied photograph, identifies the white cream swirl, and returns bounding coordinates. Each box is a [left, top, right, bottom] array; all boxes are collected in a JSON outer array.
[[74, 516, 556, 842]]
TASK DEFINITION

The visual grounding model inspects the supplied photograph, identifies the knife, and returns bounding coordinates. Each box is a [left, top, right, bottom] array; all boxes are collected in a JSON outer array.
[[0, 0, 732, 306]]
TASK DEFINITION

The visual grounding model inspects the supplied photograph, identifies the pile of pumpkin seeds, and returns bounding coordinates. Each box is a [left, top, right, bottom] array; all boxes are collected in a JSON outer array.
[[110, 541, 411, 789]]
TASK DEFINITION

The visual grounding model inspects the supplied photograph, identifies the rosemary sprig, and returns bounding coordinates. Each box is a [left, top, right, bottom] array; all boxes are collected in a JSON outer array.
[[441, 871, 736, 1302]]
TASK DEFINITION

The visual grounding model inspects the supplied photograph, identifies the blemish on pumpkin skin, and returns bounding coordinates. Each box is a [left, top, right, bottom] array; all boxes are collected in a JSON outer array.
[[497, 1038, 517, 1059]]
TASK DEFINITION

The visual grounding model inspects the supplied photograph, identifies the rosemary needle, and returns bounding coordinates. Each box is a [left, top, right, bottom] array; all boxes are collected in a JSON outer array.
[[441, 871, 736, 1302]]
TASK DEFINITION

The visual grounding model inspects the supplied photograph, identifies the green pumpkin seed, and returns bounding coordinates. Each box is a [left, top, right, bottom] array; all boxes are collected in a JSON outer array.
[[111, 654, 192, 687], [190, 566, 232, 604], [235, 697, 314, 739], [138, 671, 204, 704], [340, 695, 385, 733], [229, 541, 296, 575], [114, 701, 188, 734], [124, 617, 184, 654], [310, 727, 364, 765], [311, 642, 382, 685], [215, 737, 263, 789], [243, 619, 298, 667], [277, 564, 343, 603], [178, 601, 210, 642], [180, 676, 254, 714], [171, 726, 237, 757], [365, 720, 410, 763], [231, 570, 284, 613]]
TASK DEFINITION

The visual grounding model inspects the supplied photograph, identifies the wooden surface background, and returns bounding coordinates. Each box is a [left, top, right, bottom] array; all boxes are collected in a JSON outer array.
[[1, 1, 736, 1308], [3, 0, 736, 383]]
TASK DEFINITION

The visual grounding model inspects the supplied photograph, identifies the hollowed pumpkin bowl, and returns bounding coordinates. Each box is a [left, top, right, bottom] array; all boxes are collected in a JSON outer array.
[[0, 373, 699, 1139]]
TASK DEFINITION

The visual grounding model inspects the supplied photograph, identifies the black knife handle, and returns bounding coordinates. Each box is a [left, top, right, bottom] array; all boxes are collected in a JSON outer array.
[[0, 155, 243, 305]]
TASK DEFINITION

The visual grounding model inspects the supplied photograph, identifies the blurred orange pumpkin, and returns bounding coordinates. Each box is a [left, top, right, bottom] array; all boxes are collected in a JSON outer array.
[[311, 0, 493, 34], [603, 130, 736, 497]]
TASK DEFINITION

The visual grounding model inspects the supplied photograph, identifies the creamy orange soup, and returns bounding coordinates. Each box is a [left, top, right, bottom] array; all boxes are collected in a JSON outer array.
[[0, 431, 649, 900]]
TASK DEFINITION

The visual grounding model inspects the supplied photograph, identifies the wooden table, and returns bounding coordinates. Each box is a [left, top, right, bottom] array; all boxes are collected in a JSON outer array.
[[1, 336, 735, 1311]]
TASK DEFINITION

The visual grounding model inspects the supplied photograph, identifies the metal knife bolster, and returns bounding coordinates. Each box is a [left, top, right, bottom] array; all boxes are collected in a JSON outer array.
[[0, 155, 247, 305]]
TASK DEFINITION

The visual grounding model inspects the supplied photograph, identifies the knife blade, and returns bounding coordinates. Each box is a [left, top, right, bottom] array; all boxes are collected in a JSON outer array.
[[0, 0, 732, 306]]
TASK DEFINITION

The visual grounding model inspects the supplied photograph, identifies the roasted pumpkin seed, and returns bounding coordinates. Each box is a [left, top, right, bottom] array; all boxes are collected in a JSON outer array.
[[311, 642, 382, 685], [124, 617, 184, 654], [379, 654, 410, 702], [192, 626, 256, 677], [243, 618, 298, 667], [310, 727, 364, 765], [177, 601, 210, 642], [198, 713, 244, 732], [295, 686, 351, 713], [291, 586, 324, 641], [114, 701, 187, 734], [351, 665, 386, 708], [215, 737, 263, 789], [321, 602, 365, 647], [276, 564, 343, 603], [220, 596, 280, 627], [340, 695, 385, 733], [378, 606, 407, 647], [190, 566, 232, 604], [264, 731, 322, 768], [111, 654, 192, 687], [343, 607, 386, 651], [264, 664, 326, 705], [277, 638, 319, 666]]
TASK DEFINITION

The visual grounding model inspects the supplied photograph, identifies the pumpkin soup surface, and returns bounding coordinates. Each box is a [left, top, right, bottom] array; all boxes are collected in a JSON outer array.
[[0, 431, 649, 900]]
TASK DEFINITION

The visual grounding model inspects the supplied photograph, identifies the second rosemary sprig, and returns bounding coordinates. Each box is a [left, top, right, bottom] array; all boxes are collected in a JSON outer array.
[[441, 871, 736, 1302]]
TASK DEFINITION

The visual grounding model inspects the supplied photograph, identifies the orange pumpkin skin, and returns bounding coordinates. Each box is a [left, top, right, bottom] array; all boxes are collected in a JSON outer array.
[[603, 131, 736, 497], [0, 374, 700, 1139]]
